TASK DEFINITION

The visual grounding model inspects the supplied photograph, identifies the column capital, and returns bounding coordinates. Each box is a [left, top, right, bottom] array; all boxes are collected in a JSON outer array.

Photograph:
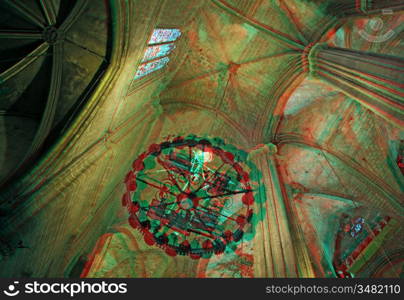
[[248, 143, 277, 160], [304, 43, 328, 78]]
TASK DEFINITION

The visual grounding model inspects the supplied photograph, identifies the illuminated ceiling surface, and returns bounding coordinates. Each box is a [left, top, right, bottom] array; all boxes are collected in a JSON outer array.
[[0, 0, 403, 278]]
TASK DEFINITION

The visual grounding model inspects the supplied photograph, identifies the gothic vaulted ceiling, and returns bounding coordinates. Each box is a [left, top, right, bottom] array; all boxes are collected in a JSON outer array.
[[0, 0, 110, 184]]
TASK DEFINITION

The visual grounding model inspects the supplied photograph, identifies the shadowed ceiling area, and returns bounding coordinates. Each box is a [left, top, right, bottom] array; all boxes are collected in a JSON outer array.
[[0, 0, 111, 184], [0, 0, 403, 278]]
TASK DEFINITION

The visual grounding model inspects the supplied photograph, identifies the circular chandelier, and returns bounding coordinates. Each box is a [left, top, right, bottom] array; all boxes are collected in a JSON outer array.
[[122, 135, 258, 259]]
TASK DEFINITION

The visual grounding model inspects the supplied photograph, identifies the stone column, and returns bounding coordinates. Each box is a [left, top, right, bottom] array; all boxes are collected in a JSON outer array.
[[327, 0, 404, 17], [306, 43, 404, 127], [248, 144, 314, 277]]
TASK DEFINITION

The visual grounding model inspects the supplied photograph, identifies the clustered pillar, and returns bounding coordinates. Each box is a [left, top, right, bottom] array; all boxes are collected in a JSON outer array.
[[328, 0, 404, 16], [306, 43, 404, 127], [248, 144, 314, 277]]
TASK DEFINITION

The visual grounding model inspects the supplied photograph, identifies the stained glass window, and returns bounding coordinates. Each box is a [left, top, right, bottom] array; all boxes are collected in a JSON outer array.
[[134, 28, 181, 80], [148, 29, 181, 45], [141, 43, 176, 62], [134, 57, 170, 79]]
